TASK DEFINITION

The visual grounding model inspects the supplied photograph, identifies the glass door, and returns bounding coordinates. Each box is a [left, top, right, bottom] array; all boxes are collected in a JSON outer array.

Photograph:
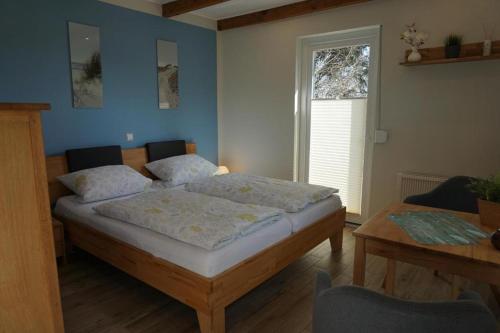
[[295, 27, 380, 223]]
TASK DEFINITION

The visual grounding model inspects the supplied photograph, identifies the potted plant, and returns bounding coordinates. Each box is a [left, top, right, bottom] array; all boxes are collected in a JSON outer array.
[[469, 173, 500, 229], [444, 34, 463, 58]]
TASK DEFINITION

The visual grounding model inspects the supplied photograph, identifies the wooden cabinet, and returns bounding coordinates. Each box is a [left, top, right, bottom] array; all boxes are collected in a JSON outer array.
[[0, 104, 64, 332]]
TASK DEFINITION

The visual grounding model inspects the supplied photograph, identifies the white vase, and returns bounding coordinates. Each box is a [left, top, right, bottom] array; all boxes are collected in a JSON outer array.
[[407, 46, 422, 62], [483, 40, 492, 56]]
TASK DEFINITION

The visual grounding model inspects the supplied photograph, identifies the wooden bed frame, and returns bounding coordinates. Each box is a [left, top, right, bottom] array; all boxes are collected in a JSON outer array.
[[46, 143, 346, 333]]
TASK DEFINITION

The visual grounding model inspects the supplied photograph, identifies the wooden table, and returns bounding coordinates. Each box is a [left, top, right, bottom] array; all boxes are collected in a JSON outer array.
[[353, 203, 500, 297]]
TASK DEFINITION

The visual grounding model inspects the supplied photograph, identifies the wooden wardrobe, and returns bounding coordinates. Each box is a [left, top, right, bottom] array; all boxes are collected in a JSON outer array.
[[0, 103, 64, 332]]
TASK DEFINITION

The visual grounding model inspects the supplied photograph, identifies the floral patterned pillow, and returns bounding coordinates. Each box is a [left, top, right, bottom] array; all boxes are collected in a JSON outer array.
[[145, 154, 217, 187], [58, 165, 152, 203]]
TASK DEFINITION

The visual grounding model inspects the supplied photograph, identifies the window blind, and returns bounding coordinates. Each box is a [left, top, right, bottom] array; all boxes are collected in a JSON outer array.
[[308, 99, 367, 215]]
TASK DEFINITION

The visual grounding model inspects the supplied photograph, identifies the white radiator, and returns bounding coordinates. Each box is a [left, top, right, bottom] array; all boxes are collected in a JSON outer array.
[[396, 172, 449, 202]]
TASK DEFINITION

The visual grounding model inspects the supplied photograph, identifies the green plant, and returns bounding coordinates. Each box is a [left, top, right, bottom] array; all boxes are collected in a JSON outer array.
[[83, 52, 102, 81], [469, 173, 500, 203], [444, 34, 463, 47]]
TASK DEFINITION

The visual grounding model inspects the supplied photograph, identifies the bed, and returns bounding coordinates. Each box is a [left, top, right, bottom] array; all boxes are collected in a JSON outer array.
[[46, 142, 346, 333]]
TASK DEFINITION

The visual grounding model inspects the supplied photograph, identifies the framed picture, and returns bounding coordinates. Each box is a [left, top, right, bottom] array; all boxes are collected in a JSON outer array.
[[157, 40, 179, 109], [68, 22, 103, 108]]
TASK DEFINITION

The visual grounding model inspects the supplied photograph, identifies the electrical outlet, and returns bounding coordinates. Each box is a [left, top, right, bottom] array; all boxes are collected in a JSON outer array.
[[126, 133, 134, 142]]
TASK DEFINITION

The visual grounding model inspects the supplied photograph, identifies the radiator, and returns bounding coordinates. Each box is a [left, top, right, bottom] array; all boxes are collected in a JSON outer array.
[[396, 172, 449, 202]]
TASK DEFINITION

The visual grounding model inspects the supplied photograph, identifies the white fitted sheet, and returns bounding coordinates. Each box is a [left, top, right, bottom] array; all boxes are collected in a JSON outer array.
[[54, 194, 292, 278], [286, 194, 342, 232]]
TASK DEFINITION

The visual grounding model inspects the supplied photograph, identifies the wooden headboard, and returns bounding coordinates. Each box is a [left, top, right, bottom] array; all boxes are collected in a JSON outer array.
[[46, 143, 196, 205]]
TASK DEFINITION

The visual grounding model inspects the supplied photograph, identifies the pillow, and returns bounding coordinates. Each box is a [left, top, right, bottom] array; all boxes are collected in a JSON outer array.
[[145, 154, 217, 187], [57, 165, 152, 203]]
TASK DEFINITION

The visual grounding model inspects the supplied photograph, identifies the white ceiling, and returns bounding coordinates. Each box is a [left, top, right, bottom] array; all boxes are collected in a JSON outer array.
[[148, 0, 304, 20]]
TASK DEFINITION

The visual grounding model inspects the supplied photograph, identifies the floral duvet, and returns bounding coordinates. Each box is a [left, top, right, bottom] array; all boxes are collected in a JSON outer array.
[[185, 173, 338, 213], [94, 189, 283, 250]]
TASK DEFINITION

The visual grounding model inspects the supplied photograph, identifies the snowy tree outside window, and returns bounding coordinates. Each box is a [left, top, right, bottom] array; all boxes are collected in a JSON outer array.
[[312, 45, 370, 100]]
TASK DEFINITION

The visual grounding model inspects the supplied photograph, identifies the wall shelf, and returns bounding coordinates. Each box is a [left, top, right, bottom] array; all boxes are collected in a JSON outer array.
[[400, 40, 500, 66]]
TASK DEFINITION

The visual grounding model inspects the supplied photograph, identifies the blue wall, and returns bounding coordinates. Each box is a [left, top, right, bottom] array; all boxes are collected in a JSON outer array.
[[0, 0, 218, 162]]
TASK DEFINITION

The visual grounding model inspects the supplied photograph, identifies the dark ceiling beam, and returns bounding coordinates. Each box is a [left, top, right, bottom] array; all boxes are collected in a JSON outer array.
[[162, 0, 230, 17], [218, 0, 374, 31]]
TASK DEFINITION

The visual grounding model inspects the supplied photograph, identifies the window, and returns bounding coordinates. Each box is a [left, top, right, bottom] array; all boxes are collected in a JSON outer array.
[[295, 26, 381, 223]]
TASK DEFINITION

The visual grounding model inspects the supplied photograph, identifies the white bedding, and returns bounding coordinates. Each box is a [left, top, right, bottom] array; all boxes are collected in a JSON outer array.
[[94, 189, 284, 250], [185, 173, 338, 213], [54, 194, 292, 278], [53, 182, 342, 277], [286, 194, 342, 232], [157, 182, 343, 233]]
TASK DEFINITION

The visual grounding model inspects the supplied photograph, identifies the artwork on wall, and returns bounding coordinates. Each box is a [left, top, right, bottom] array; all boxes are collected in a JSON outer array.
[[68, 22, 103, 108], [157, 40, 179, 109]]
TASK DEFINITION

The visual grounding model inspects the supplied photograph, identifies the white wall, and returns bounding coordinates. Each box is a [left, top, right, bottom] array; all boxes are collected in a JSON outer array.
[[218, 0, 500, 219]]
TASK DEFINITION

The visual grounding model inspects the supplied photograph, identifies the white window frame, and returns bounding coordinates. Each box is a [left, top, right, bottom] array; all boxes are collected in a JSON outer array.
[[294, 25, 381, 224]]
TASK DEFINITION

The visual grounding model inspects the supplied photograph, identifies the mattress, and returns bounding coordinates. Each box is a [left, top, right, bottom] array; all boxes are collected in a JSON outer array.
[[54, 192, 292, 278], [286, 194, 342, 232]]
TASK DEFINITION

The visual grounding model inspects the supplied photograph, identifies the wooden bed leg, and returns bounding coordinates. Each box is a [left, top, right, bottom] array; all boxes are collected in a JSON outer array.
[[65, 235, 74, 260], [329, 229, 343, 253], [197, 307, 225, 333]]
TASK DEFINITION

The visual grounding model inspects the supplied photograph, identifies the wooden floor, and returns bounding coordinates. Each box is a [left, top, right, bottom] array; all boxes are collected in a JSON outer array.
[[59, 227, 500, 333]]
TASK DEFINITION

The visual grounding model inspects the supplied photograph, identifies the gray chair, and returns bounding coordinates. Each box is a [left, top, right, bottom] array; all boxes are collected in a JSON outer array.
[[313, 271, 497, 333]]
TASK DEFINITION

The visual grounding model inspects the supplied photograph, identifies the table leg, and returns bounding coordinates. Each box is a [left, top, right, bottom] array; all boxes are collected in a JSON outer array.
[[385, 259, 396, 295], [353, 237, 366, 286], [451, 275, 461, 299]]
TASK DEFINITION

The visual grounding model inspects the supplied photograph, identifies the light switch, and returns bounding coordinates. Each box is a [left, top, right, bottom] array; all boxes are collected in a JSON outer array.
[[375, 130, 388, 144], [126, 133, 134, 142]]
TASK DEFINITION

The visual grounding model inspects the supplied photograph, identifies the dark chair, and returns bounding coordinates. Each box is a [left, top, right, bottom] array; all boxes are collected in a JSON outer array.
[[403, 176, 479, 279], [313, 271, 497, 333], [404, 176, 478, 214]]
